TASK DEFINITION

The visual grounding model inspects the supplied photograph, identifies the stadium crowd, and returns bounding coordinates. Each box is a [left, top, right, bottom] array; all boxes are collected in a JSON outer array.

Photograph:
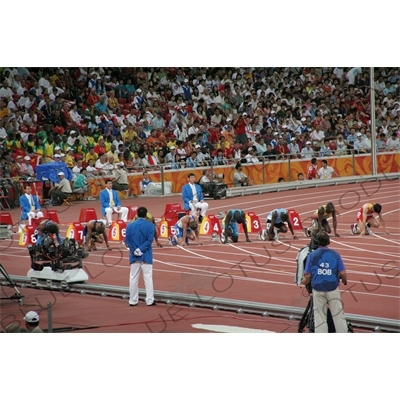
[[0, 67, 399, 191]]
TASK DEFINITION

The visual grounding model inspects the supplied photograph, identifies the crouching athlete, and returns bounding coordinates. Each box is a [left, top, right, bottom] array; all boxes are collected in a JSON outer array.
[[35, 220, 63, 246], [219, 209, 250, 243], [261, 208, 298, 241], [83, 220, 111, 252], [171, 214, 202, 246]]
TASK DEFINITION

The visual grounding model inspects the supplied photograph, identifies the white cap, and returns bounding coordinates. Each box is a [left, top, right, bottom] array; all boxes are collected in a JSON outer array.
[[282, 125, 288, 129], [58, 171, 65, 176], [24, 156, 31, 160], [24, 311, 39, 323], [70, 130, 76, 134], [290, 137, 296, 141], [271, 110, 276, 114], [60, 153, 65, 157], [54, 154, 61, 158], [54, 146, 61, 150], [170, 146, 176, 150], [184, 79, 188, 83], [117, 162, 124, 166], [195, 144, 201, 148], [273, 132, 279, 136], [66, 147, 72, 151], [136, 89, 142, 93], [356, 132, 362, 136], [301, 117, 306, 122], [306, 141, 312, 145], [242, 112, 248, 116]]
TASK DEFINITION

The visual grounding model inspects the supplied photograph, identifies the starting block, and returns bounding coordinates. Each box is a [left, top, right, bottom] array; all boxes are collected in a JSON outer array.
[[199, 215, 222, 236], [79, 208, 98, 222], [66, 222, 85, 244], [238, 212, 262, 233], [0, 212, 13, 227], [288, 209, 303, 231], [158, 216, 178, 238], [42, 210, 59, 223], [128, 206, 139, 220], [164, 203, 184, 215], [31, 217, 47, 229], [19, 225, 37, 247], [108, 220, 126, 241]]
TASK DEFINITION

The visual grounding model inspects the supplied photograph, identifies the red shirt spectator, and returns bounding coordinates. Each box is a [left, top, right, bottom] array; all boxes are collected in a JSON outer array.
[[307, 158, 318, 180]]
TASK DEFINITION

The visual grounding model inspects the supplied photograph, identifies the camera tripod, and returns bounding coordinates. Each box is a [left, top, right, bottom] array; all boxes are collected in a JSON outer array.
[[298, 287, 353, 333], [0, 263, 24, 305]]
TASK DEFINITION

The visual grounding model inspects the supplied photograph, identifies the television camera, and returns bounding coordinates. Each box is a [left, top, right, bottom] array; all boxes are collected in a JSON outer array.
[[27, 234, 88, 272]]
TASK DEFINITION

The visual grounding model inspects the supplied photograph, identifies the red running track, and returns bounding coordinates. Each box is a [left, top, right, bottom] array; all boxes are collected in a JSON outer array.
[[1, 179, 399, 332]]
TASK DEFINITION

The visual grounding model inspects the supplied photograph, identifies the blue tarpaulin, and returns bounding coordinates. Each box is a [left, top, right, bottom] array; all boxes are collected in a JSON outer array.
[[35, 162, 72, 183]]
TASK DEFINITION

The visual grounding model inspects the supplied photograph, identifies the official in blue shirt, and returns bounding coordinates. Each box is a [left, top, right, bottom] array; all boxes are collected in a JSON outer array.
[[125, 206, 156, 307], [20, 185, 43, 226], [181, 172, 209, 223], [99, 180, 129, 227], [302, 232, 348, 333]]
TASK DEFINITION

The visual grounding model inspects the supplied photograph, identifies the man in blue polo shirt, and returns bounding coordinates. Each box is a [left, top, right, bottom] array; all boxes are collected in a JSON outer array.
[[301, 232, 348, 333]]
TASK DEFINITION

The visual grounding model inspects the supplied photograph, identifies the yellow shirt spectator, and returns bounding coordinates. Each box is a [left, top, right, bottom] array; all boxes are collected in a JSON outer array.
[[123, 128, 137, 142], [85, 150, 99, 163]]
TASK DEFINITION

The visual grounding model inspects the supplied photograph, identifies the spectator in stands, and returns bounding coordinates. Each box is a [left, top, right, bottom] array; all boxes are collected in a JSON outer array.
[[353, 132, 369, 154], [301, 141, 314, 159], [73, 168, 89, 198], [319, 140, 333, 157], [376, 133, 387, 152], [335, 134, 348, 156], [288, 137, 300, 158], [386, 132, 400, 151], [186, 151, 200, 168]]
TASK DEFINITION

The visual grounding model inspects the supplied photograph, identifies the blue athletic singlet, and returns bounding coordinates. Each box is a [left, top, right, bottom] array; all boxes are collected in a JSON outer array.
[[267, 208, 287, 223]]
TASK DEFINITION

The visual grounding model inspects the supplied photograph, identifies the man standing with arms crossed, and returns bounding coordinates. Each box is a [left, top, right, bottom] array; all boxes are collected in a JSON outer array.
[[125, 206, 156, 307]]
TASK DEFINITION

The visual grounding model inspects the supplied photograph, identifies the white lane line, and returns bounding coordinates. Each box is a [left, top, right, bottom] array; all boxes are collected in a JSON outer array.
[[191, 324, 276, 333]]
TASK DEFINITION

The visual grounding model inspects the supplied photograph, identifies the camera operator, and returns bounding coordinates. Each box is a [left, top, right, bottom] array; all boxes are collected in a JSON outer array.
[[301, 232, 349, 333], [198, 169, 227, 200]]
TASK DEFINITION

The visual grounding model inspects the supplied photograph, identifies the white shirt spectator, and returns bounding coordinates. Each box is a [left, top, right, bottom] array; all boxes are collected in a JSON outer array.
[[38, 76, 51, 90], [0, 86, 14, 100], [310, 129, 325, 145], [386, 136, 400, 151], [301, 145, 314, 159], [318, 165, 336, 179]]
